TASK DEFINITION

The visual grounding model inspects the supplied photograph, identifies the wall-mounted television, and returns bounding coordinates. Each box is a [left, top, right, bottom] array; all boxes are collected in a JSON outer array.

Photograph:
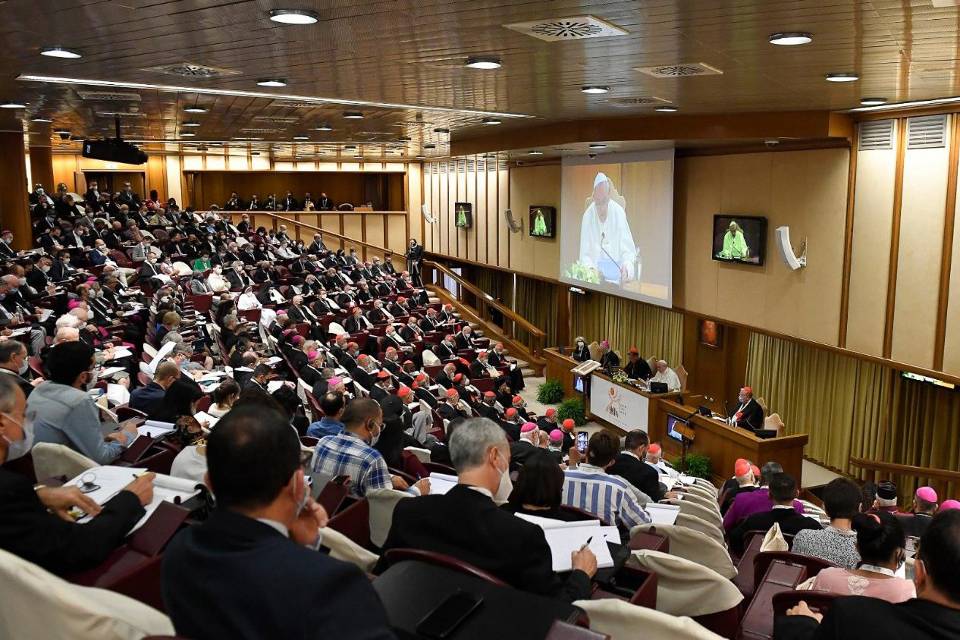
[[529, 205, 556, 238], [455, 202, 473, 229], [712, 215, 767, 266]]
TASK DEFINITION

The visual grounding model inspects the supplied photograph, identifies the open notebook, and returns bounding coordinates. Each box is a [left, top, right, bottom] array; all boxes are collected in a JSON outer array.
[[514, 513, 615, 572], [65, 466, 200, 534]]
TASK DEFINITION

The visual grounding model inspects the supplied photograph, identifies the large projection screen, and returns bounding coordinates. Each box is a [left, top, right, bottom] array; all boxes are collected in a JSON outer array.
[[559, 149, 674, 308]]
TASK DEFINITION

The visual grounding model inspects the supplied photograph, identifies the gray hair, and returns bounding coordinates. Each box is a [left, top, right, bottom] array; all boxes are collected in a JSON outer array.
[[448, 418, 508, 472]]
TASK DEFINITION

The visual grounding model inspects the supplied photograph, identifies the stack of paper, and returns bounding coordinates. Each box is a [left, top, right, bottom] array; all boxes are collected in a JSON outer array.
[[137, 420, 176, 439], [107, 347, 134, 361], [515, 513, 615, 572], [426, 473, 458, 495], [66, 466, 200, 533], [645, 503, 681, 526]]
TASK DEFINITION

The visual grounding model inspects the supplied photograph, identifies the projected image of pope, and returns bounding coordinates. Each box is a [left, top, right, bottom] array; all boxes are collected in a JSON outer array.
[[578, 172, 638, 283], [717, 220, 750, 260]]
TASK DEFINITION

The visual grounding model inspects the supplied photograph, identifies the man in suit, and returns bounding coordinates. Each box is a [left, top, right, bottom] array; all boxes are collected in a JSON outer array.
[[380, 417, 596, 602], [622, 347, 653, 380], [730, 386, 765, 431], [509, 422, 547, 471], [343, 306, 373, 334], [609, 430, 671, 504], [0, 341, 34, 399], [598, 340, 620, 370], [434, 334, 458, 361], [0, 375, 154, 576], [776, 510, 960, 640], [728, 472, 821, 554], [162, 405, 394, 640], [318, 192, 334, 211], [437, 387, 469, 422]]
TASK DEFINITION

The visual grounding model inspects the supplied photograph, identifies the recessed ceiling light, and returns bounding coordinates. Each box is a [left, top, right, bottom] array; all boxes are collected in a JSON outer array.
[[268, 8, 319, 25], [257, 78, 287, 87], [860, 97, 887, 106], [768, 32, 813, 46], [180, 132, 196, 137], [314, 123, 333, 131], [343, 144, 356, 150], [41, 46, 82, 59], [31, 117, 53, 123], [589, 143, 607, 149], [433, 128, 449, 134], [415, 155, 426, 160], [293, 135, 309, 140], [465, 56, 502, 70], [343, 111, 364, 119], [184, 105, 208, 113], [397, 136, 412, 142], [528, 150, 543, 155], [424, 143, 436, 149], [0, 101, 26, 109], [481, 117, 501, 125], [353, 154, 363, 159], [181, 121, 201, 127], [581, 86, 610, 94], [655, 105, 679, 112], [251, 151, 261, 156], [826, 72, 859, 83]]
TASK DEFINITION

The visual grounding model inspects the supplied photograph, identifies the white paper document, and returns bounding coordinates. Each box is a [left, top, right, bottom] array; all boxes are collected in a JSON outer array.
[[137, 420, 176, 439], [66, 466, 200, 533], [515, 513, 615, 572], [106, 383, 130, 406], [193, 411, 219, 428], [426, 473, 458, 495], [645, 503, 681, 526]]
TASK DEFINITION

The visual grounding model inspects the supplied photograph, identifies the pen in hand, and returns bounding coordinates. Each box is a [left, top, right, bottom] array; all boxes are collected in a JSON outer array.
[[579, 536, 593, 552]]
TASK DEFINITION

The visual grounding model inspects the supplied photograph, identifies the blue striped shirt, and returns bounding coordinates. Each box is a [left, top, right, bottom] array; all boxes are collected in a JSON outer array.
[[562, 464, 651, 529]]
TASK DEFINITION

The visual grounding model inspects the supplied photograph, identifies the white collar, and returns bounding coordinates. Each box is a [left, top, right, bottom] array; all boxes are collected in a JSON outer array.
[[772, 504, 795, 510], [256, 518, 289, 538], [577, 463, 607, 475], [622, 451, 641, 461], [466, 485, 493, 499]]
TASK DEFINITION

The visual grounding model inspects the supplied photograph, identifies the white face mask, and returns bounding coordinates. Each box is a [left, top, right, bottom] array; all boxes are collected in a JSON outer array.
[[369, 422, 381, 447], [18, 359, 28, 375], [3, 413, 34, 462], [493, 449, 513, 505], [17, 278, 26, 287], [85, 368, 99, 391]]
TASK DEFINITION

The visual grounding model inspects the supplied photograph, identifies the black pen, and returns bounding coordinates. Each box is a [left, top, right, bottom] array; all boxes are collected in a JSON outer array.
[[579, 536, 593, 551]]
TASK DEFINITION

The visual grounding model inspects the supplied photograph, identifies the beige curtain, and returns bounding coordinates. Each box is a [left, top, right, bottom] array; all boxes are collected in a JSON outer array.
[[746, 332, 960, 498], [571, 293, 683, 365], [514, 275, 558, 347]]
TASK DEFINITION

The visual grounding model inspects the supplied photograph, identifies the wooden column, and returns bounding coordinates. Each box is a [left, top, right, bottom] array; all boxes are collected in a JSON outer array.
[[0, 129, 32, 250], [28, 144, 54, 194]]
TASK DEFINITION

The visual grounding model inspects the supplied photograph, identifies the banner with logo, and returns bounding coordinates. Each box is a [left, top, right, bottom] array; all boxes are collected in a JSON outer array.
[[589, 374, 649, 432]]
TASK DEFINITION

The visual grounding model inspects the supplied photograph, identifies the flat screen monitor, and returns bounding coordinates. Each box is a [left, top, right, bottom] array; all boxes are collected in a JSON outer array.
[[573, 375, 584, 393], [454, 202, 473, 229], [529, 206, 556, 238], [666, 414, 686, 442], [712, 215, 767, 266]]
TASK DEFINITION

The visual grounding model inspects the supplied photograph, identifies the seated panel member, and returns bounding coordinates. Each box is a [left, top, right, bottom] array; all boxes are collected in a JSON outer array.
[[622, 346, 653, 380], [730, 386, 764, 431], [378, 417, 597, 602], [162, 405, 395, 640]]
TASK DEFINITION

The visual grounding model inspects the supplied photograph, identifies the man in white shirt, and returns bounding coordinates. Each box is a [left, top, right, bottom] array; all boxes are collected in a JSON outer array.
[[577, 172, 638, 283], [648, 359, 681, 392]]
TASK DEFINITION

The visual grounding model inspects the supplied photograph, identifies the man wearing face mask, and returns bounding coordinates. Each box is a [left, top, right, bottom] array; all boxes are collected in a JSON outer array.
[[379, 417, 597, 602], [162, 405, 394, 640], [311, 398, 430, 499], [28, 341, 138, 464], [0, 340, 35, 398], [0, 374, 154, 575]]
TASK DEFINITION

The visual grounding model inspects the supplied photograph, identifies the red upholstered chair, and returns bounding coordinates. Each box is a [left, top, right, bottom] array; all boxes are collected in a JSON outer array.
[[316, 475, 351, 515], [753, 551, 836, 588], [327, 498, 371, 548], [738, 560, 808, 640], [423, 461, 456, 475], [379, 548, 508, 586], [772, 590, 838, 618]]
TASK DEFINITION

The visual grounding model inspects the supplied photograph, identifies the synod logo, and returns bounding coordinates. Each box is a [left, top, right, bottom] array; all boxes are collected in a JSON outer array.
[[604, 386, 627, 419]]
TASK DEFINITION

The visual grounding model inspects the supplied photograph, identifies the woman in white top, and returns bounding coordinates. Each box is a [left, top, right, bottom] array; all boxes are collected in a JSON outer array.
[[237, 286, 276, 327], [206, 265, 230, 293], [169, 416, 209, 483], [208, 379, 240, 418]]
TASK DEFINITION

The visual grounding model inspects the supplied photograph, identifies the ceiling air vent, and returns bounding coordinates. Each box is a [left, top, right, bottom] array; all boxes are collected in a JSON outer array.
[[504, 15, 628, 42], [859, 119, 895, 150], [76, 90, 141, 102], [240, 127, 282, 134], [96, 111, 146, 118], [142, 62, 240, 79], [607, 96, 670, 107], [907, 115, 947, 149], [636, 63, 723, 78], [253, 115, 299, 124]]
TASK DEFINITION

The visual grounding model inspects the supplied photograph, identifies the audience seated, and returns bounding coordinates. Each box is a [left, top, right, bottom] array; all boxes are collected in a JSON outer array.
[[609, 429, 670, 502], [805, 511, 915, 603], [162, 405, 395, 639], [777, 511, 960, 640], [897, 486, 939, 538], [792, 477, 863, 569], [503, 452, 583, 521], [723, 461, 803, 531], [379, 417, 597, 602], [728, 472, 821, 554]]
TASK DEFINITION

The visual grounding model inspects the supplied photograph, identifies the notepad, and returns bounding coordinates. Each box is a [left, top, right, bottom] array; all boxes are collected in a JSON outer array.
[[107, 347, 133, 360], [645, 503, 681, 526], [426, 473, 458, 495], [137, 421, 176, 439], [515, 513, 615, 572], [193, 411, 219, 428], [65, 466, 200, 534], [106, 383, 130, 406]]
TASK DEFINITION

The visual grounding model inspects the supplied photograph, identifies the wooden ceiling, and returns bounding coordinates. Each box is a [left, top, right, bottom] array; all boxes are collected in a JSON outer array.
[[3, 0, 960, 157]]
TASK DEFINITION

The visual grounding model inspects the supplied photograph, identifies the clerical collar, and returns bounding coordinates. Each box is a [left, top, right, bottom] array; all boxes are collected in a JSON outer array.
[[257, 518, 289, 538], [772, 504, 795, 510], [466, 485, 493, 500]]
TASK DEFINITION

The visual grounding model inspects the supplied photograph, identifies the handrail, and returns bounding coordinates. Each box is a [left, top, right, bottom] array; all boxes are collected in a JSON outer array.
[[424, 260, 545, 339], [194, 210, 395, 258], [849, 457, 960, 482]]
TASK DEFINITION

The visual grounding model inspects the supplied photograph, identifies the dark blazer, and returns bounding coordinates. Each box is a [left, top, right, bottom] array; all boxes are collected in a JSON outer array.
[[608, 452, 665, 503], [623, 358, 653, 380], [379, 484, 592, 603], [162, 509, 394, 640], [774, 596, 960, 640], [728, 506, 822, 554], [0, 468, 144, 575], [732, 399, 765, 432]]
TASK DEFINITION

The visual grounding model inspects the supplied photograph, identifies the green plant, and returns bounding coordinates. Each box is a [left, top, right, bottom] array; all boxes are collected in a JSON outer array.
[[563, 261, 601, 284], [556, 397, 587, 426], [678, 453, 712, 480], [536, 379, 564, 405]]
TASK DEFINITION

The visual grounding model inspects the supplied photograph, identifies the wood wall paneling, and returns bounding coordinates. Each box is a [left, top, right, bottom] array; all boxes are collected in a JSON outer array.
[[508, 164, 562, 280], [476, 156, 488, 264], [498, 165, 510, 267], [845, 133, 899, 357], [366, 213, 386, 253], [934, 116, 960, 371]]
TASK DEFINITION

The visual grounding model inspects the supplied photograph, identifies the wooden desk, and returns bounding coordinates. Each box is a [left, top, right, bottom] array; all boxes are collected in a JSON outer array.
[[653, 399, 808, 485], [543, 347, 579, 398]]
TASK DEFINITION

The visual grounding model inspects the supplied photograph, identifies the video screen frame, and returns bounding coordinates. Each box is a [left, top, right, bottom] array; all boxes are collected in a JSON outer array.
[[529, 205, 556, 238], [712, 214, 767, 266], [454, 202, 473, 229]]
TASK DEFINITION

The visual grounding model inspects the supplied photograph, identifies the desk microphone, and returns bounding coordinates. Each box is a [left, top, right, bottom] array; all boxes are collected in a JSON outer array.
[[599, 233, 623, 275], [722, 400, 731, 423]]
